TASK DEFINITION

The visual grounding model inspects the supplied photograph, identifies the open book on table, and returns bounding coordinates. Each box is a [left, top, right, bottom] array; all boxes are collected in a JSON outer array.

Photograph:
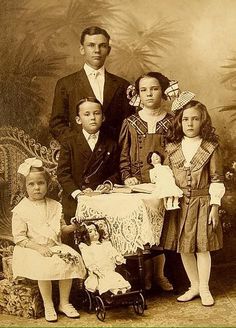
[[113, 183, 156, 194]]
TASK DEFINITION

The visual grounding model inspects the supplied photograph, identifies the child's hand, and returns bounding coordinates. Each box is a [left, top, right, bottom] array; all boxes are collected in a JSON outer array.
[[115, 254, 126, 265], [124, 177, 139, 186], [96, 184, 111, 194], [82, 188, 93, 194], [208, 205, 219, 230], [37, 245, 53, 257]]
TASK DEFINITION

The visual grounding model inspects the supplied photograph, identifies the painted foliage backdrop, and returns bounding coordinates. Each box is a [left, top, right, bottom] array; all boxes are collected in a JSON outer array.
[[0, 0, 236, 258]]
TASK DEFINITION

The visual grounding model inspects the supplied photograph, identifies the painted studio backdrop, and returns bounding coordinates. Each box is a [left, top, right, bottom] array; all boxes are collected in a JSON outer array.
[[0, 0, 236, 262]]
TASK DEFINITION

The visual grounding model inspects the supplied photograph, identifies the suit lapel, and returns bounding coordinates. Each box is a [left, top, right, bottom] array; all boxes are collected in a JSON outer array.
[[76, 130, 92, 160], [74, 69, 95, 99], [103, 71, 118, 112]]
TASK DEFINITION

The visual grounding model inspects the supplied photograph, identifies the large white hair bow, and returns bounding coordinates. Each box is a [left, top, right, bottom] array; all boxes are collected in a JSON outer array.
[[17, 157, 43, 176], [164, 80, 180, 100], [171, 91, 195, 112]]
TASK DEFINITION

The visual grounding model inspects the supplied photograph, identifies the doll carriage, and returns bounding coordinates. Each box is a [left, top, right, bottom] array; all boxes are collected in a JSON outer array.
[[73, 217, 145, 322]]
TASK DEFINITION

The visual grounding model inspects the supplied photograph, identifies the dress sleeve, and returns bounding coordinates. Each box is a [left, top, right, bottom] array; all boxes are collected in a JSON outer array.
[[12, 212, 28, 245], [209, 146, 225, 205], [79, 243, 98, 272], [119, 119, 132, 182]]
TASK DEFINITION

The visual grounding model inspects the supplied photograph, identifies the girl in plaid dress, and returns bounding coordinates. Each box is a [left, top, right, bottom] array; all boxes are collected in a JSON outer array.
[[163, 98, 225, 306], [119, 72, 175, 292]]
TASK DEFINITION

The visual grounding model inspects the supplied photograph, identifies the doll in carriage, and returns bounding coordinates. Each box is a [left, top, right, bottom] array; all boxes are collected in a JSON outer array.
[[74, 220, 145, 321], [78, 221, 131, 295]]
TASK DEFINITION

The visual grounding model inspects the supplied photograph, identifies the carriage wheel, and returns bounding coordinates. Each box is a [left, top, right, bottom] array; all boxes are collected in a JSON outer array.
[[95, 296, 106, 321], [77, 288, 94, 313], [133, 292, 145, 315], [84, 290, 93, 312]]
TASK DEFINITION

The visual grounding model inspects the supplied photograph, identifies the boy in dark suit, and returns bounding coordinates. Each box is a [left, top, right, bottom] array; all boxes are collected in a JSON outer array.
[[50, 26, 133, 143], [57, 97, 120, 230]]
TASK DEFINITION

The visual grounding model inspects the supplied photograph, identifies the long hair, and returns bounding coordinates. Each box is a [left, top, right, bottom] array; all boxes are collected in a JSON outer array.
[[134, 72, 170, 100], [166, 100, 219, 143], [147, 151, 165, 166], [78, 222, 106, 246]]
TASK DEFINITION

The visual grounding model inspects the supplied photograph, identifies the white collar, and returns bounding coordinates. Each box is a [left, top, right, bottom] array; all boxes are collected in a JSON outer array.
[[84, 63, 105, 77], [82, 129, 100, 141], [182, 136, 202, 144]]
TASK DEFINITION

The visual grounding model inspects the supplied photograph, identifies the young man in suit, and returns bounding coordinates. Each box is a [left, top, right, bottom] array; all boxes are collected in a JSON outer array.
[[57, 97, 120, 232], [50, 26, 133, 143]]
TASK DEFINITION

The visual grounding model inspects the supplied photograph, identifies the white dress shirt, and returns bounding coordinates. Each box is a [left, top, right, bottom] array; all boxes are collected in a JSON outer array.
[[84, 63, 105, 104], [83, 129, 99, 151]]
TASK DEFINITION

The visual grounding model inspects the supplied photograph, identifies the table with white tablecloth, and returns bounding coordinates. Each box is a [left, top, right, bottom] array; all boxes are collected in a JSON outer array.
[[76, 192, 165, 256]]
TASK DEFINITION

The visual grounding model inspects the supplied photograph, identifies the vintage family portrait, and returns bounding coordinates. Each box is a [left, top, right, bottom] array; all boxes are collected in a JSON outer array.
[[0, 0, 236, 327]]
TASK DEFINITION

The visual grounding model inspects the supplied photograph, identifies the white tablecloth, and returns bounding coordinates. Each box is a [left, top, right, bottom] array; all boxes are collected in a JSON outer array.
[[76, 193, 165, 255]]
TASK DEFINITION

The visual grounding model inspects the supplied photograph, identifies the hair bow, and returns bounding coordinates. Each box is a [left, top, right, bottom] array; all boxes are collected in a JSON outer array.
[[164, 80, 180, 100], [171, 91, 195, 112], [17, 157, 43, 176], [126, 85, 143, 108]]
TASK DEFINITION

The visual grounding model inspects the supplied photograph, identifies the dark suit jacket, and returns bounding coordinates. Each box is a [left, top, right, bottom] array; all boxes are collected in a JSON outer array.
[[50, 68, 134, 142], [57, 127, 121, 222]]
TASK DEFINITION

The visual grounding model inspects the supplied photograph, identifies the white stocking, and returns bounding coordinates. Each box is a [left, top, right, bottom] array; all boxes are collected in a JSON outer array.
[[59, 279, 72, 306], [181, 253, 199, 291], [38, 280, 53, 307], [196, 251, 211, 293]]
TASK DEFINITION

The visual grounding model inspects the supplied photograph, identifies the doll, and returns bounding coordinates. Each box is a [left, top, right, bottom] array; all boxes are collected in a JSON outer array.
[[78, 222, 131, 295], [147, 151, 183, 210]]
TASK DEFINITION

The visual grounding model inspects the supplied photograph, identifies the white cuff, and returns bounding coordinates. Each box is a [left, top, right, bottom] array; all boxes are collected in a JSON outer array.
[[71, 189, 82, 199], [209, 182, 225, 206]]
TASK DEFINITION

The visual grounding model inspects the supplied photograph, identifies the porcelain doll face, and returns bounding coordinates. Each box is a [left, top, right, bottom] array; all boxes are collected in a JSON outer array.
[[151, 153, 162, 165], [139, 77, 162, 109], [182, 106, 202, 138], [26, 171, 47, 201], [87, 224, 100, 242]]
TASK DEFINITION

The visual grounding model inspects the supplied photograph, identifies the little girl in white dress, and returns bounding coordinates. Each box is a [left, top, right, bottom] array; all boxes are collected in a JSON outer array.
[[78, 222, 131, 295], [147, 151, 183, 209], [12, 158, 86, 322]]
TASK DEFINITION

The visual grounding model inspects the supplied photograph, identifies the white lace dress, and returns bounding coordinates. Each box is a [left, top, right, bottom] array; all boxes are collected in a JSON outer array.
[[12, 197, 86, 280], [149, 164, 183, 198], [79, 240, 131, 295]]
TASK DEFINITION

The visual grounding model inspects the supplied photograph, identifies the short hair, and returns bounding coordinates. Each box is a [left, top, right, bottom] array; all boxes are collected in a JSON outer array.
[[167, 100, 219, 143], [76, 97, 103, 115], [19, 166, 52, 194], [78, 222, 106, 246], [147, 151, 165, 165], [80, 26, 110, 45], [135, 72, 170, 100]]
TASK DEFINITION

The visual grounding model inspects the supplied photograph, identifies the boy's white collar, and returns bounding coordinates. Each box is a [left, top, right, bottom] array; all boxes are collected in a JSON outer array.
[[82, 129, 100, 140]]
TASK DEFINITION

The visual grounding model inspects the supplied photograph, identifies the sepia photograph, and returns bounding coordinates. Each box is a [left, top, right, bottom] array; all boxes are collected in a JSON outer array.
[[0, 0, 236, 327]]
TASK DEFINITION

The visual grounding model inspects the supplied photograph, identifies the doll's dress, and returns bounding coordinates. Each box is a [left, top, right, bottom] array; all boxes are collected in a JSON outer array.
[[149, 164, 183, 198], [12, 197, 86, 280], [79, 240, 131, 295]]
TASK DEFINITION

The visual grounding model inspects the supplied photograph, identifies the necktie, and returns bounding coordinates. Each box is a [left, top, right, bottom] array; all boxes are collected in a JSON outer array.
[[92, 71, 102, 103], [88, 134, 97, 151]]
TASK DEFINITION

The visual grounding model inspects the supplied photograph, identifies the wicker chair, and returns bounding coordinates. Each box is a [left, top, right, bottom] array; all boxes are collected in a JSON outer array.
[[0, 126, 60, 241]]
